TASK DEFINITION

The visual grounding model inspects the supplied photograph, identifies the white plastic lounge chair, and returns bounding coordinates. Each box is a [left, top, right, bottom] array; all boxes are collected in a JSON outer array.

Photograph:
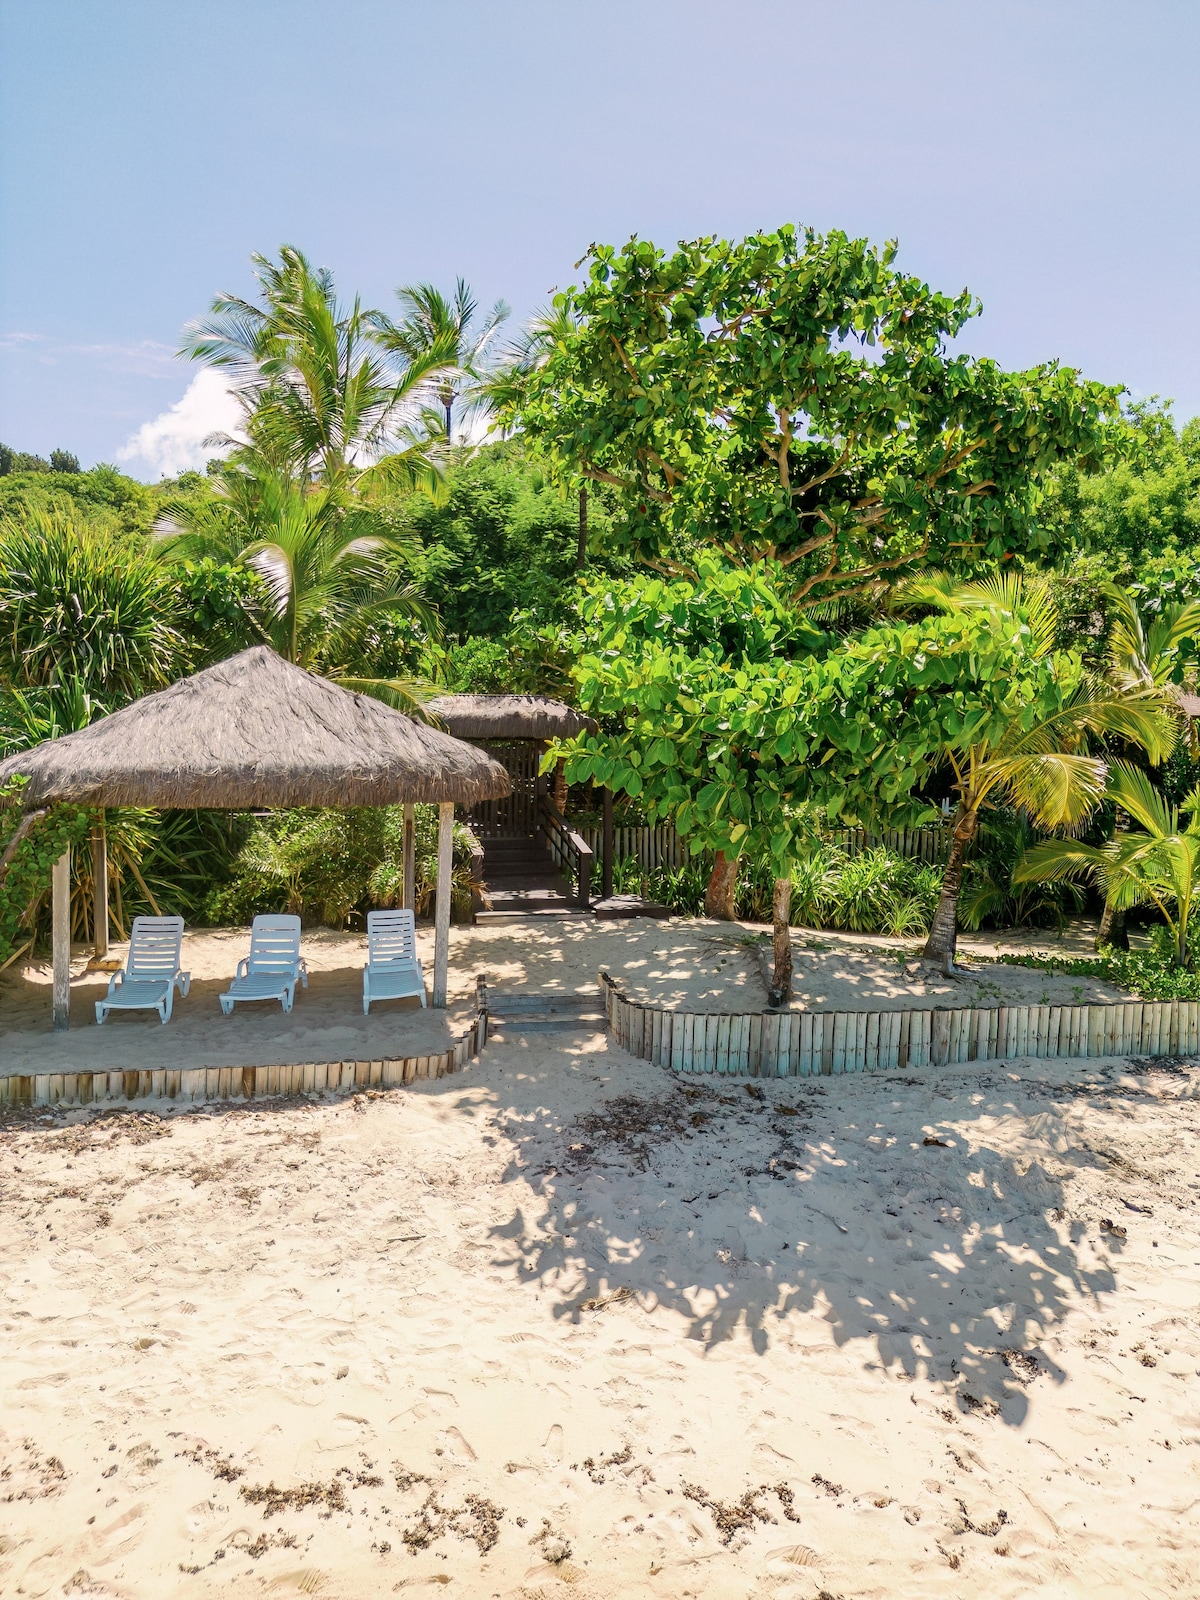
[[220, 914, 308, 1015], [95, 915, 190, 1025], [363, 909, 426, 1012]]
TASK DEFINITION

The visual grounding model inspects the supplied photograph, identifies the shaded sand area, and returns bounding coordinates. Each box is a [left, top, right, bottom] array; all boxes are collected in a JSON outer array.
[[3, 1024, 1200, 1597], [1, 918, 1127, 1075]]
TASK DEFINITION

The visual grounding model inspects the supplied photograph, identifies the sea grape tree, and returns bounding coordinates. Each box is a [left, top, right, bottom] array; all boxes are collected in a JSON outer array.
[[513, 226, 1122, 608]]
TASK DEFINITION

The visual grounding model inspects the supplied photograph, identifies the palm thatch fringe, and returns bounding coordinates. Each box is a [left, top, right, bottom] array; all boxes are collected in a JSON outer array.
[[424, 694, 596, 742], [0, 647, 511, 809]]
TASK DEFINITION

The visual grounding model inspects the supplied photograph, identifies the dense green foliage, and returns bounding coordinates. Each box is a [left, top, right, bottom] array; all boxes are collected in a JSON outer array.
[[511, 226, 1120, 609], [0, 779, 90, 963], [204, 804, 479, 927], [4, 226, 1200, 975]]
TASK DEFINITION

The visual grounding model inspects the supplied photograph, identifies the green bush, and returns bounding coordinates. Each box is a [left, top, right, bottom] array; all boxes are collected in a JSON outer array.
[[610, 841, 943, 936], [998, 947, 1200, 1002], [0, 780, 90, 964], [202, 804, 480, 928]]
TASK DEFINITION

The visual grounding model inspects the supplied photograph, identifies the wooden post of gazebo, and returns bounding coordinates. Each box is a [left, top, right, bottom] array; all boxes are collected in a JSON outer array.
[[92, 818, 109, 959], [52, 847, 70, 1031], [433, 802, 453, 1007], [401, 803, 415, 912]]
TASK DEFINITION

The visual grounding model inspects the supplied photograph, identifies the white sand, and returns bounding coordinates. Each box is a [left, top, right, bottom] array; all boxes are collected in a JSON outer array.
[[3, 1014, 1200, 1596], [1, 918, 1128, 1076]]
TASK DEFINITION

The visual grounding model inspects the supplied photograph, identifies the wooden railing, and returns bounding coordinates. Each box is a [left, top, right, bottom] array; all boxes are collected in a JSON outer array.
[[539, 794, 595, 909]]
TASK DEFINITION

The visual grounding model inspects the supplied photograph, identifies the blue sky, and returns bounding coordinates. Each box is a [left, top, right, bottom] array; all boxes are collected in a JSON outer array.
[[2, 0, 1197, 476]]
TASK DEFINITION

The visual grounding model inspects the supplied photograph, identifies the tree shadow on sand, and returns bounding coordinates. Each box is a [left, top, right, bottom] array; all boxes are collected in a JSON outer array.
[[486, 1060, 1122, 1425]]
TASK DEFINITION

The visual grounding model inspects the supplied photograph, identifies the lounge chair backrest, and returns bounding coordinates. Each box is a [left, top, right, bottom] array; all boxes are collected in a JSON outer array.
[[126, 915, 184, 980], [247, 914, 302, 973], [367, 909, 418, 966]]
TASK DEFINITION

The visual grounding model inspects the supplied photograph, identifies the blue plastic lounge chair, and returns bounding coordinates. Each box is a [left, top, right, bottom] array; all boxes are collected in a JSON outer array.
[[95, 915, 190, 1025], [220, 914, 308, 1015], [362, 908, 426, 1012]]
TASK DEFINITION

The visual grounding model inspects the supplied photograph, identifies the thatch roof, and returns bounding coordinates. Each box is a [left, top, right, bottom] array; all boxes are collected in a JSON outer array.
[[424, 694, 596, 742], [0, 647, 510, 809]]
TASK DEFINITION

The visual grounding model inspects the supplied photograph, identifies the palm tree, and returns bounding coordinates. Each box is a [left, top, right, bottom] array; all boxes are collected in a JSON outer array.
[[159, 468, 436, 709], [181, 245, 450, 492], [372, 278, 510, 443], [897, 574, 1175, 968], [1016, 760, 1200, 967]]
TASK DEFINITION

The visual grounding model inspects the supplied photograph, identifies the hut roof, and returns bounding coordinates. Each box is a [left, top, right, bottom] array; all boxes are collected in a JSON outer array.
[[424, 694, 596, 742], [0, 647, 510, 809]]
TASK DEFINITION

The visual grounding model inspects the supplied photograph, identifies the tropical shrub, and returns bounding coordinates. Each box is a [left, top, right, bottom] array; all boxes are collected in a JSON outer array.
[[203, 804, 480, 927], [0, 510, 185, 698], [0, 780, 89, 964]]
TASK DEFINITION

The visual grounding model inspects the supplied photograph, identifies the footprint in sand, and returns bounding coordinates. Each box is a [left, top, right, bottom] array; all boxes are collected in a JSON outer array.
[[436, 1424, 477, 1462], [182, 1498, 224, 1538], [82, 1502, 148, 1565], [542, 1423, 564, 1465]]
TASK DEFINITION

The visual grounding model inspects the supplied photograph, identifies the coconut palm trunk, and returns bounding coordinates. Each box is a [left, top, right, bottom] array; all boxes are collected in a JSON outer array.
[[922, 806, 979, 967]]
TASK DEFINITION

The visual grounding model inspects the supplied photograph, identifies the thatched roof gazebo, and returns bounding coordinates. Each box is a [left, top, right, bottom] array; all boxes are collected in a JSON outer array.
[[0, 647, 510, 1028], [424, 694, 596, 742]]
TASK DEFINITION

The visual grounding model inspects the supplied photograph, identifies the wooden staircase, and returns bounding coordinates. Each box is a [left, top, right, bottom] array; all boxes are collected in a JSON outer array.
[[475, 833, 585, 923]]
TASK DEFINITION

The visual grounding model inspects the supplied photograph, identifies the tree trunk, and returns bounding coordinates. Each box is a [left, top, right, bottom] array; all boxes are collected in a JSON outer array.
[[769, 876, 793, 1005], [577, 482, 588, 570], [554, 758, 568, 814], [922, 807, 978, 966], [705, 851, 738, 919], [1097, 900, 1128, 951]]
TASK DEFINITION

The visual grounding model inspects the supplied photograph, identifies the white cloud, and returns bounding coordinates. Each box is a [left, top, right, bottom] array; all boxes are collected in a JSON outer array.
[[117, 368, 243, 477]]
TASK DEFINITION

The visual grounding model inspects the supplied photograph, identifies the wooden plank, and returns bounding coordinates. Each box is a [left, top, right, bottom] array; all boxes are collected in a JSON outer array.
[[908, 1012, 928, 1069], [889, 1011, 904, 1070], [830, 1013, 846, 1075], [865, 1011, 880, 1074], [930, 1010, 949, 1067], [715, 1014, 731, 1074], [1170, 1000, 1181, 1055], [800, 1011, 819, 1075], [748, 1013, 762, 1076], [967, 1009, 983, 1061], [783, 1013, 798, 1076], [898, 1010, 911, 1070], [737, 1015, 752, 1075]]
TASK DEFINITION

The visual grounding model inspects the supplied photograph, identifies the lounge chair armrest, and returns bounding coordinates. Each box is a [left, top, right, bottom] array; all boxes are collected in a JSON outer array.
[[236, 957, 250, 979], [106, 970, 126, 996]]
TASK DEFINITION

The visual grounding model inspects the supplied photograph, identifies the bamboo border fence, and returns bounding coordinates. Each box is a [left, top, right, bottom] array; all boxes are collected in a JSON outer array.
[[0, 978, 490, 1110], [599, 970, 1195, 1076]]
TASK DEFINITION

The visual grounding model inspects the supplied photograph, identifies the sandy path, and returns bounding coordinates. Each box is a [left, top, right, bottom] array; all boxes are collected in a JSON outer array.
[[1, 918, 1126, 1076], [2, 1027, 1198, 1597]]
